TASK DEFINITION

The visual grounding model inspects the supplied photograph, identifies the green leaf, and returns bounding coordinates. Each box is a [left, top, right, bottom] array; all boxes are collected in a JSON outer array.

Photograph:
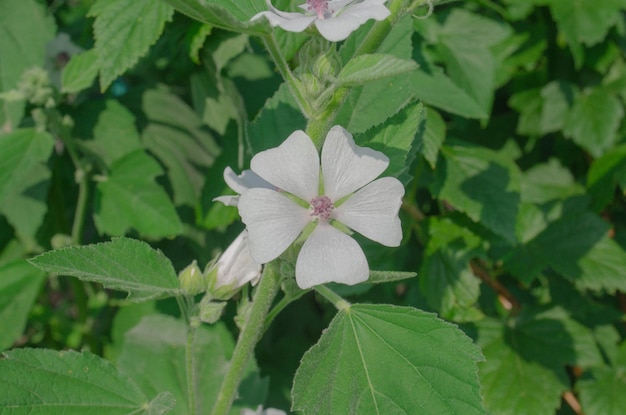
[[94, 151, 183, 238], [367, 270, 416, 284], [61, 49, 99, 93], [431, 143, 522, 243], [421, 107, 446, 168], [0, 129, 54, 206], [292, 304, 485, 415], [420, 217, 485, 322], [0, 348, 175, 414], [508, 88, 543, 136], [82, 100, 143, 167], [521, 158, 585, 204], [359, 101, 426, 184], [0, 0, 56, 129], [336, 54, 418, 87], [563, 87, 624, 157], [586, 144, 626, 211], [539, 80, 576, 134], [28, 237, 181, 302], [89, 0, 174, 91], [118, 315, 266, 414], [163, 0, 268, 34], [578, 342, 626, 415], [0, 259, 45, 351]]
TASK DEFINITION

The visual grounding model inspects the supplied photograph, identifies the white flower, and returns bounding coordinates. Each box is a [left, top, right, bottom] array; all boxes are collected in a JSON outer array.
[[223, 126, 403, 289], [214, 230, 262, 289], [214, 167, 274, 207], [241, 406, 286, 415], [251, 0, 391, 42]]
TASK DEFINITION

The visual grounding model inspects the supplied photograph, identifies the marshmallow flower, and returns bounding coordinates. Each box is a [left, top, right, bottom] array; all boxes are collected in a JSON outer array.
[[251, 0, 390, 42], [221, 126, 404, 289], [214, 230, 262, 289]]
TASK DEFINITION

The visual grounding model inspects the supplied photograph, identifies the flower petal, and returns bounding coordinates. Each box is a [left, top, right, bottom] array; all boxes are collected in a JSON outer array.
[[239, 188, 310, 263], [295, 222, 369, 289], [314, 0, 390, 41], [213, 195, 239, 207], [334, 176, 404, 246], [251, 10, 316, 32], [223, 166, 274, 195], [251, 130, 320, 201], [216, 230, 262, 288], [321, 125, 389, 200]]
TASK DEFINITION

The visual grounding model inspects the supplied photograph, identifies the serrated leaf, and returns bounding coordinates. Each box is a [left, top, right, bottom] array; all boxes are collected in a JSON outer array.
[[118, 315, 266, 414], [336, 54, 418, 87], [586, 144, 626, 211], [0, 348, 175, 415], [563, 87, 624, 157], [578, 341, 626, 415], [0, 0, 56, 129], [28, 237, 181, 302], [94, 151, 183, 238], [0, 129, 54, 206], [521, 158, 585, 204], [359, 101, 425, 184], [421, 107, 445, 168], [0, 259, 45, 351], [292, 304, 485, 415], [89, 0, 174, 91], [431, 143, 522, 243], [163, 0, 268, 34], [61, 49, 98, 93]]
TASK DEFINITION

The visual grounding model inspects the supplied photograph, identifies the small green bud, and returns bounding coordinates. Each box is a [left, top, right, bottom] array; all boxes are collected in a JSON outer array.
[[312, 50, 341, 82], [199, 294, 227, 324], [178, 260, 205, 295]]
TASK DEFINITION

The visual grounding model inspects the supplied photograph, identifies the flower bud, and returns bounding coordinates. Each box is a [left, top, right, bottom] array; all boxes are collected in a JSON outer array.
[[198, 295, 226, 324], [178, 260, 205, 295], [207, 230, 262, 299]]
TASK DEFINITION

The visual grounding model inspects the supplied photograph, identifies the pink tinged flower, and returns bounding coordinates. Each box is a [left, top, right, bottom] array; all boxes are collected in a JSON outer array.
[[251, 0, 391, 42], [235, 126, 404, 289], [214, 230, 262, 289]]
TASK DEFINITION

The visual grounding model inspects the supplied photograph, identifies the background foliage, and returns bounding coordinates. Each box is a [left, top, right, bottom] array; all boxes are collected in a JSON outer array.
[[1, 0, 626, 414]]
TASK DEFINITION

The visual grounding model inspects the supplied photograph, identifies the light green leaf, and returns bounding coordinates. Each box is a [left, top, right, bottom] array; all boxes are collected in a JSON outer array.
[[28, 237, 181, 302], [508, 88, 543, 136], [94, 151, 183, 238], [421, 107, 445, 168], [431, 143, 522, 243], [0, 129, 54, 206], [578, 342, 626, 415], [521, 158, 585, 204], [336, 54, 418, 87], [118, 315, 266, 414], [0, 348, 175, 415], [367, 270, 416, 284], [539, 80, 576, 134], [163, 0, 268, 34], [0, 0, 55, 129], [61, 49, 98, 93], [82, 100, 143, 167], [292, 304, 485, 415], [563, 87, 624, 157], [359, 101, 426, 184], [0, 259, 45, 351], [89, 0, 174, 91]]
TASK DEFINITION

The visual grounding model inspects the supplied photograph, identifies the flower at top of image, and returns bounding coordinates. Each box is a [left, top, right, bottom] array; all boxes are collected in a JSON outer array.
[[216, 126, 404, 289], [251, 0, 391, 42]]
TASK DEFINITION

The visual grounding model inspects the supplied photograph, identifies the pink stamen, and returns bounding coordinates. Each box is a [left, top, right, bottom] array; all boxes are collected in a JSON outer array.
[[306, 0, 328, 19], [310, 195, 334, 221]]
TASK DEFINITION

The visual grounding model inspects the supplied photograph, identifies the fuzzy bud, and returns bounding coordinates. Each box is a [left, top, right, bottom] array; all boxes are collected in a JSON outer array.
[[178, 260, 205, 295]]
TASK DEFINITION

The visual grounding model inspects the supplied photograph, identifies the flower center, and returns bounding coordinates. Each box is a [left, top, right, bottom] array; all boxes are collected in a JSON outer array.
[[310, 195, 334, 221], [306, 0, 329, 19]]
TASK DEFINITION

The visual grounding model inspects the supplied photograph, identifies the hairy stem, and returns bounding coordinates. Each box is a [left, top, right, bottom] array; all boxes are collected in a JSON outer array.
[[186, 325, 198, 415], [315, 285, 351, 311], [210, 262, 282, 415]]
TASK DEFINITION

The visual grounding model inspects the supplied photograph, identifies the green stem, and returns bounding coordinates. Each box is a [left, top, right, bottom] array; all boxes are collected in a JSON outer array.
[[71, 169, 89, 245], [263, 288, 310, 332], [210, 262, 282, 415], [263, 34, 313, 118], [186, 325, 198, 415], [314, 285, 351, 311]]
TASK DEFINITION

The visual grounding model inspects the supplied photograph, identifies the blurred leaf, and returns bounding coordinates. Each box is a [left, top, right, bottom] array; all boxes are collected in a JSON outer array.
[[521, 158, 585, 204], [163, 0, 268, 34], [586, 144, 626, 211], [359, 101, 426, 185], [61, 49, 98, 93], [336, 54, 418, 87], [29, 237, 181, 302], [432, 143, 522, 243], [292, 304, 485, 415], [0, 0, 55, 129], [421, 107, 445, 168], [89, 0, 174, 90], [539, 80, 576, 134], [508, 88, 543, 136], [118, 315, 267, 414], [94, 151, 183, 238], [0, 259, 45, 351], [0, 129, 54, 206], [367, 270, 416, 284], [563, 87, 623, 157], [578, 341, 626, 415], [0, 348, 175, 414]]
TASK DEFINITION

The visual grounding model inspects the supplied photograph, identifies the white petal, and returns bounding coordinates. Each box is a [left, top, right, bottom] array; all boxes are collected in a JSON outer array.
[[216, 230, 262, 288], [223, 167, 274, 195], [334, 177, 404, 246], [314, 0, 390, 41], [213, 195, 239, 207], [239, 188, 310, 263], [250, 130, 320, 201], [251, 10, 316, 32], [321, 125, 389, 200], [295, 222, 369, 289]]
